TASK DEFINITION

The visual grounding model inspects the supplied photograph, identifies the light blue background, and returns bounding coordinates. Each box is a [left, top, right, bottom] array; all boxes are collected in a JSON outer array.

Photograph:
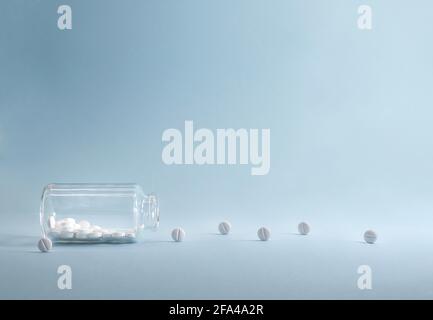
[[1, 0, 433, 299]]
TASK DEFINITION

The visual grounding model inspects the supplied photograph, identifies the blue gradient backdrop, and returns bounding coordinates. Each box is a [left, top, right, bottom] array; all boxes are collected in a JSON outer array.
[[1, 0, 433, 299]]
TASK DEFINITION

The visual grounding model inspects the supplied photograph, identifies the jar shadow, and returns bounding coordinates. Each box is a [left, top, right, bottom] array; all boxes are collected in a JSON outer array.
[[0, 234, 38, 248]]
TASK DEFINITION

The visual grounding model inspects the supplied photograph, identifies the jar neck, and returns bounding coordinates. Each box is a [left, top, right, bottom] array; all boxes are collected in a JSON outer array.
[[138, 194, 159, 231]]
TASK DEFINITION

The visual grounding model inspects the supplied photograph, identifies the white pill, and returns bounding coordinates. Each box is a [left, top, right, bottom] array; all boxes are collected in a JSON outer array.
[[52, 227, 61, 233], [57, 220, 74, 229], [364, 230, 377, 244], [102, 232, 113, 240], [218, 221, 231, 235], [78, 220, 91, 229], [60, 225, 75, 233], [59, 231, 74, 239], [48, 231, 60, 239], [64, 218, 76, 225], [38, 237, 52, 252], [125, 231, 136, 239], [75, 230, 90, 240], [48, 215, 56, 229], [298, 222, 310, 235], [257, 227, 271, 241], [171, 228, 185, 242], [87, 232, 102, 240], [92, 225, 102, 232], [112, 232, 125, 240]]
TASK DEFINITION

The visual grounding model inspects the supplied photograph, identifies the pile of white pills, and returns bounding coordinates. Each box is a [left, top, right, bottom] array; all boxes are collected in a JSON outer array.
[[47, 216, 136, 243]]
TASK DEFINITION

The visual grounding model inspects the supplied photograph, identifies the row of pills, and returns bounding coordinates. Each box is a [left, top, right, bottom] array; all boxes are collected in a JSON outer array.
[[171, 221, 378, 244]]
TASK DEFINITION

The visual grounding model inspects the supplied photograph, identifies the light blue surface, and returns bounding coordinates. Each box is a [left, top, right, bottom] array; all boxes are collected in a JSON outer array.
[[2, 217, 433, 299], [1, 0, 433, 299]]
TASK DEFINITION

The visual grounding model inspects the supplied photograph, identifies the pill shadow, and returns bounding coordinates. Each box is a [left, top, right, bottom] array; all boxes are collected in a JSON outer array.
[[203, 233, 233, 237], [353, 240, 372, 245], [141, 240, 174, 244]]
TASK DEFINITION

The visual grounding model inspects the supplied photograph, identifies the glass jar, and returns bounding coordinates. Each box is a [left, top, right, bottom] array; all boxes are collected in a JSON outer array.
[[39, 183, 159, 244]]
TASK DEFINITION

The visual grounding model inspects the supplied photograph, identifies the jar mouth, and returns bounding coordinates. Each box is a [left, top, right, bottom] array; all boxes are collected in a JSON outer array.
[[149, 194, 160, 230], [139, 194, 160, 231]]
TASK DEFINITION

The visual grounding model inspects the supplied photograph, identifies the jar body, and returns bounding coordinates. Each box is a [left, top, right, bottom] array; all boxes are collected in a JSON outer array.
[[40, 183, 159, 244]]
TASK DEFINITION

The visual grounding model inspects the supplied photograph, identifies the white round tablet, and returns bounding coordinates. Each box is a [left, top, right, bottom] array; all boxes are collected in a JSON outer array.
[[257, 227, 271, 241], [60, 225, 75, 233], [102, 233, 112, 240], [112, 232, 125, 240], [218, 221, 231, 235], [125, 231, 136, 240], [38, 237, 52, 252], [59, 231, 74, 240], [298, 222, 310, 235], [171, 227, 185, 242], [364, 230, 377, 244], [78, 220, 91, 229], [87, 232, 102, 240], [48, 231, 60, 239], [64, 218, 76, 225], [48, 215, 56, 229], [75, 230, 90, 240]]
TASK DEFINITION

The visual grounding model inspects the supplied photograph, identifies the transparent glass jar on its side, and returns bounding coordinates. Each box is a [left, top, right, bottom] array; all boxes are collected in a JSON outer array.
[[40, 183, 160, 244]]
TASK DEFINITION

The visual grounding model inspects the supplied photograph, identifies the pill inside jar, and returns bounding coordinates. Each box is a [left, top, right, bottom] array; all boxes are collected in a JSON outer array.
[[40, 183, 159, 244]]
